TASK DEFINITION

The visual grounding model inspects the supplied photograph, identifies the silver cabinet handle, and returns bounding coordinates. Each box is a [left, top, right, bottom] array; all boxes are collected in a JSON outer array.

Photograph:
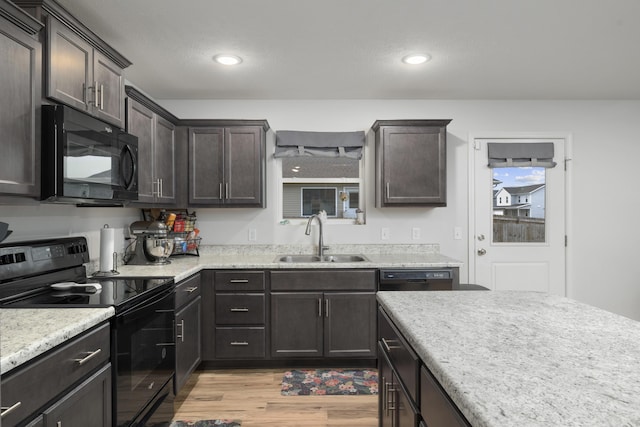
[[159, 178, 163, 198], [230, 341, 248, 346], [94, 81, 99, 107], [57, 421, 62, 427], [229, 279, 249, 284], [225, 182, 229, 199], [185, 286, 198, 293], [386, 182, 390, 200], [230, 308, 249, 312], [381, 338, 401, 352], [325, 299, 329, 318], [318, 298, 322, 317], [99, 84, 104, 109], [219, 183, 223, 200], [73, 348, 101, 366], [1, 401, 22, 418], [176, 319, 184, 342]]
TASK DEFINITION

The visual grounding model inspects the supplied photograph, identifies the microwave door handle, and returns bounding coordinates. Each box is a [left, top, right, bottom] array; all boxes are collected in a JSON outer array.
[[120, 144, 137, 190]]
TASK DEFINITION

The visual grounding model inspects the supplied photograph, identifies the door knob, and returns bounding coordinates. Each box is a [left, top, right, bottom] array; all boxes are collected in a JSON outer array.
[[477, 248, 487, 256]]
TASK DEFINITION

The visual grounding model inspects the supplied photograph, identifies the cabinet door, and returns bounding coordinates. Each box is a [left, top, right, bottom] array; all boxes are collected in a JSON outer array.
[[46, 17, 91, 112], [324, 292, 376, 358], [189, 127, 224, 205], [271, 292, 323, 358], [93, 50, 125, 128], [379, 344, 395, 427], [225, 127, 263, 206], [175, 296, 201, 393], [0, 17, 41, 197], [155, 115, 177, 204], [42, 364, 112, 427], [379, 126, 446, 206], [126, 99, 155, 202]]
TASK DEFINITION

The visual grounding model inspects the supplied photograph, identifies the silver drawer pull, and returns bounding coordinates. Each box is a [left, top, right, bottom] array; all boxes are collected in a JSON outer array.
[[229, 279, 249, 284], [230, 341, 249, 346], [73, 348, 101, 366], [230, 308, 249, 312], [1, 401, 22, 418], [381, 338, 402, 352], [185, 286, 198, 293]]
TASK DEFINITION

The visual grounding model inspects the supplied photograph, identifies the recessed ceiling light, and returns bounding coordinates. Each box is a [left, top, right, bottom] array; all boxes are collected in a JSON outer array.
[[402, 54, 431, 65], [213, 54, 243, 65]]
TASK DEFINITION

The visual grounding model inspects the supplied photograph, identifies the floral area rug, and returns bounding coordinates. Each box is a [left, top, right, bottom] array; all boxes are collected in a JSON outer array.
[[170, 421, 241, 427], [281, 369, 378, 396]]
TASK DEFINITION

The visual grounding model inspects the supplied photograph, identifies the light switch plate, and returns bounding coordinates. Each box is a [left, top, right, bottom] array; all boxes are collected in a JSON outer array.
[[248, 228, 257, 241], [412, 227, 420, 240]]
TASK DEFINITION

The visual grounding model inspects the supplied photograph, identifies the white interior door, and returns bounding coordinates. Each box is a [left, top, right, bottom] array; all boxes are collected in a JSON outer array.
[[470, 136, 567, 295]]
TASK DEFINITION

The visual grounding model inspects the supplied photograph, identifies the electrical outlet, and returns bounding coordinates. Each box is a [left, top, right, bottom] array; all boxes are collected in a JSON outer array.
[[248, 228, 257, 241], [454, 226, 462, 240], [412, 227, 421, 240], [381, 227, 390, 240]]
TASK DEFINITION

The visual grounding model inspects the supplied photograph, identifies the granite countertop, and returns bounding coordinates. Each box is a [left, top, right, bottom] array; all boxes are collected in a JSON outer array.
[[376, 291, 640, 427], [0, 307, 115, 375], [111, 244, 462, 282]]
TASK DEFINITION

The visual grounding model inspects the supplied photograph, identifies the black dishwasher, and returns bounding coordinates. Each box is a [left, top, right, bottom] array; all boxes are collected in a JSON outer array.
[[379, 269, 455, 291]]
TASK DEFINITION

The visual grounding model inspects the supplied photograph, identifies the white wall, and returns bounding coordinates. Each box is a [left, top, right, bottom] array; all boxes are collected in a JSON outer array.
[[159, 99, 640, 320], [2, 99, 639, 321]]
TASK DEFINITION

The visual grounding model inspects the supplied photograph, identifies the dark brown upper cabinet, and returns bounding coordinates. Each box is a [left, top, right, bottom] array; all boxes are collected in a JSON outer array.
[[125, 86, 181, 206], [15, 0, 131, 129], [373, 119, 451, 207], [0, 1, 42, 199], [187, 121, 269, 208]]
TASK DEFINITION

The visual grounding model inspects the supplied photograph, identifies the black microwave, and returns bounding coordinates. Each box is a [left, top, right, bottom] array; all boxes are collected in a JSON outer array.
[[41, 105, 138, 205]]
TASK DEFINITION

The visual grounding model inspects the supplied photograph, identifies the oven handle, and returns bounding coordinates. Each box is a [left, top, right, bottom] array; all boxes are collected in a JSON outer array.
[[118, 286, 174, 321]]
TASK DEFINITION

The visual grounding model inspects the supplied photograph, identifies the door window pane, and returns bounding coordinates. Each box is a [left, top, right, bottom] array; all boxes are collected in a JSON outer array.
[[492, 167, 546, 243]]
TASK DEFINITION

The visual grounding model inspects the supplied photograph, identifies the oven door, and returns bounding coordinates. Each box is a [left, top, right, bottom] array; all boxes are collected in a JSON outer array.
[[114, 286, 175, 427]]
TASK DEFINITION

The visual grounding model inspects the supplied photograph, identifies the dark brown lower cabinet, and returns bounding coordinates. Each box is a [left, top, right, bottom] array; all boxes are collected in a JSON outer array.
[[420, 366, 470, 427], [40, 364, 111, 427], [378, 307, 471, 427], [271, 291, 376, 358], [378, 342, 418, 427], [175, 296, 202, 392], [175, 273, 202, 393]]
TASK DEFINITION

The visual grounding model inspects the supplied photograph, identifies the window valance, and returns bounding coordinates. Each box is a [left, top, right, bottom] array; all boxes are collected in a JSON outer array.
[[274, 130, 365, 160], [488, 142, 557, 168]]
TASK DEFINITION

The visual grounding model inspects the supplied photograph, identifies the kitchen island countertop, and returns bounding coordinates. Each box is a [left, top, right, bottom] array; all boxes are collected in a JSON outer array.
[[377, 290, 640, 427], [0, 307, 114, 375]]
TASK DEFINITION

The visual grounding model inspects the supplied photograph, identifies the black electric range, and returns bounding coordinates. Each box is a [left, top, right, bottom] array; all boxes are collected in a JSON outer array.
[[0, 236, 176, 427]]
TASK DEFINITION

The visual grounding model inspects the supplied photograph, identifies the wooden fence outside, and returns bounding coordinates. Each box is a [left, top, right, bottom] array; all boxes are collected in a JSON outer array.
[[493, 216, 545, 242]]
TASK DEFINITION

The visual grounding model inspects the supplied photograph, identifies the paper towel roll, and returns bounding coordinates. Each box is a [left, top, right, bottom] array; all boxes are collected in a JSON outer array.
[[99, 225, 115, 272]]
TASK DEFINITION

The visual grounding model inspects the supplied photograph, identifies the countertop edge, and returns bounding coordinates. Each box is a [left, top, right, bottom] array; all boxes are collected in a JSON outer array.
[[0, 307, 115, 375]]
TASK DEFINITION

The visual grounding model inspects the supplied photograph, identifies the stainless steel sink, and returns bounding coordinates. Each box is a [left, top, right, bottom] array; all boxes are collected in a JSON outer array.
[[275, 254, 369, 263]]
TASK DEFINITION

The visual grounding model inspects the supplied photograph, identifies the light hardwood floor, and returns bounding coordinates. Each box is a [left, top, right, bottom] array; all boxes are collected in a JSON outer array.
[[174, 369, 378, 427]]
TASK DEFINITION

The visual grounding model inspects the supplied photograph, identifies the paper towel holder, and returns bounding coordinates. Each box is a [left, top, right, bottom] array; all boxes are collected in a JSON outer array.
[[93, 252, 120, 277], [93, 224, 121, 277]]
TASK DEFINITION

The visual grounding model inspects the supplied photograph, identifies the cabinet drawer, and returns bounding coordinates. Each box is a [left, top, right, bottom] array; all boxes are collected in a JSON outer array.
[[215, 327, 265, 359], [175, 273, 201, 309], [214, 271, 265, 291], [378, 308, 419, 403], [270, 270, 376, 291], [420, 366, 470, 427], [1, 323, 110, 426], [215, 294, 265, 325]]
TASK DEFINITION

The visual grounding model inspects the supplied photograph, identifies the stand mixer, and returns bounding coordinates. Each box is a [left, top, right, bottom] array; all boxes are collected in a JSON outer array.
[[124, 220, 175, 265]]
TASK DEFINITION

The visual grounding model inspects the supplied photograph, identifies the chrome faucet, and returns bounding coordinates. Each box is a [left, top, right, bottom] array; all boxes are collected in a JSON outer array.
[[305, 214, 328, 257]]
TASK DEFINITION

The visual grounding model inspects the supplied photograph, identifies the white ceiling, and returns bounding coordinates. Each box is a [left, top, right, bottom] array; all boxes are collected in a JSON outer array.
[[56, 0, 640, 100]]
